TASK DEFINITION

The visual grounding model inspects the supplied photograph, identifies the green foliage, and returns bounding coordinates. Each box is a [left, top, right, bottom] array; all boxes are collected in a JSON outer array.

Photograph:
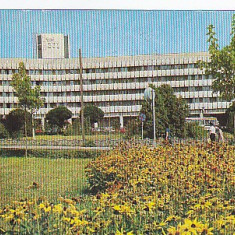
[[111, 118, 121, 130], [0, 149, 102, 159], [11, 62, 44, 112], [83, 140, 96, 147], [64, 118, 81, 136], [82, 105, 104, 126], [0, 122, 9, 139], [46, 106, 72, 133], [125, 118, 141, 138], [225, 101, 235, 133], [198, 15, 235, 101], [4, 109, 32, 138], [11, 62, 44, 138], [141, 84, 189, 138], [184, 122, 207, 139]]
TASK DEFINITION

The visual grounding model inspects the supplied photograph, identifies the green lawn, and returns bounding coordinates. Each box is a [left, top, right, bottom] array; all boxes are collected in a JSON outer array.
[[0, 157, 91, 206]]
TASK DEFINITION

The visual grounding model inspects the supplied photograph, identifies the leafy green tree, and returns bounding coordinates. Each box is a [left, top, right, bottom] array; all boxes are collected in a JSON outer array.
[[199, 16, 235, 101], [4, 109, 32, 138], [141, 84, 189, 138], [45, 106, 72, 133], [11, 62, 44, 140], [199, 15, 235, 134], [82, 105, 104, 126]]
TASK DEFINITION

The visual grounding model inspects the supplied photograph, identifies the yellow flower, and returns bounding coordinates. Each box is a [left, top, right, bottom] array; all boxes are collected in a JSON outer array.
[[167, 225, 181, 235], [165, 215, 181, 223], [53, 204, 63, 214], [115, 229, 124, 235], [115, 228, 134, 235], [199, 223, 214, 235], [113, 204, 134, 216], [62, 216, 71, 223], [71, 217, 88, 228], [44, 206, 51, 213], [39, 203, 45, 209]]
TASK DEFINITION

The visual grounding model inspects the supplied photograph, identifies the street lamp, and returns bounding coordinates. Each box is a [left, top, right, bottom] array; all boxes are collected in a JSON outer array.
[[144, 87, 156, 146]]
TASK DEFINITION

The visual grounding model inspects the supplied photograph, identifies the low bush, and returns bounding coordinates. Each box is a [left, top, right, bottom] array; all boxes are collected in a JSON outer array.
[[0, 149, 103, 159], [184, 122, 207, 139], [83, 140, 96, 147], [0, 123, 9, 139]]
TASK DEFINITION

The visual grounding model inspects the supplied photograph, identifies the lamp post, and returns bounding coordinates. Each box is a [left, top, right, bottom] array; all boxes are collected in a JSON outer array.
[[144, 87, 156, 146]]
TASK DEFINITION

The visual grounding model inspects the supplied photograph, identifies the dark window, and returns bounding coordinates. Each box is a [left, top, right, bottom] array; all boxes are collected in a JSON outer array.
[[64, 35, 69, 58], [37, 35, 42, 59]]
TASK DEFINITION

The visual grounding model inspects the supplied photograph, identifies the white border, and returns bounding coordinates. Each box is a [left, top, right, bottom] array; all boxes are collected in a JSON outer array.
[[0, 0, 235, 10]]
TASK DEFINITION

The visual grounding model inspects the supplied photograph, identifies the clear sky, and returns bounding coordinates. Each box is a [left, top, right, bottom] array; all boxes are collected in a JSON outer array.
[[0, 10, 234, 58]]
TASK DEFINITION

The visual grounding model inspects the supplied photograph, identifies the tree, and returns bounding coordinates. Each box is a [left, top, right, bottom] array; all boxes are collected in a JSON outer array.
[[45, 106, 72, 133], [198, 15, 235, 134], [11, 62, 44, 157], [82, 105, 104, 126], [11, 62, 44, 139], [141, 84, 189, 138], [199, 15, 235, 101], [4, 109, 32, 138]]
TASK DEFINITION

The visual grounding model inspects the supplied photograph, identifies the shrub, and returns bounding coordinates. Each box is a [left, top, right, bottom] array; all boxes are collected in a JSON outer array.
[[0, 122, 9, 139], [64, 118, 81, 136], [125, 118, 141, 138], [4, 109, 32, 138], [0, 149, 103, 159], [86, 143, 234, 197], [184, 122, 207, 139], [83, 140, 96, 147]]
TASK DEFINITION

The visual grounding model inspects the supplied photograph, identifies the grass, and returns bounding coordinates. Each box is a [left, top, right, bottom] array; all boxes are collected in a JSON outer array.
[[0, 157, 91, 206]]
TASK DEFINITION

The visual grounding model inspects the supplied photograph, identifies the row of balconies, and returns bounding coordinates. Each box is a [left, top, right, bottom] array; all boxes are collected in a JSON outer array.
[[0, 91, 223, 104], [0, 54, 210, 69], [0, 79, 214, 93], [189, 102, 230, 110], [0, 68, 204, 81], [0, 101, 229, 117]]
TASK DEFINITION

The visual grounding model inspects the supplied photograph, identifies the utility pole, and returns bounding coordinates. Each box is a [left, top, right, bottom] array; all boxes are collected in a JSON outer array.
[[79, 49, 85, 145], [152, 89, 156, 146]]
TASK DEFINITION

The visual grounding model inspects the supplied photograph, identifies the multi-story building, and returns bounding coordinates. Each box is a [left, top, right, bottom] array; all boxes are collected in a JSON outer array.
[[0, 34, 231, 128]]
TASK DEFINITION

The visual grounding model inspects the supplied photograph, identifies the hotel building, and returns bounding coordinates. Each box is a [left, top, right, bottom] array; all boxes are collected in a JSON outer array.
[[0, 34, 231, 128]]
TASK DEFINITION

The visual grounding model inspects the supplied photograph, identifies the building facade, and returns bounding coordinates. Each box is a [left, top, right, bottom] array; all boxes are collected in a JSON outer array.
[[0, 35, 231, 128]]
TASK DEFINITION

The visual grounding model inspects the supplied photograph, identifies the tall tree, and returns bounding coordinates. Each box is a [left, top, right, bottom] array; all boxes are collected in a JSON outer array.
[[141, 84, 189, 138], [11, 62, 44, 156], [199, 17, 235, 101], [198, 15, 235, 133]]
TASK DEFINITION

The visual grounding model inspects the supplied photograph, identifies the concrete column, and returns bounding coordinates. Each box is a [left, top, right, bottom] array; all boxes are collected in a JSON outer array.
[[120, 115, 124, 128]]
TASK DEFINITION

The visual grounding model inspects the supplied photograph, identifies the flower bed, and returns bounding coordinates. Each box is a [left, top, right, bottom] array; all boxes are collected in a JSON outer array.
[[1, 143, 234, 234]]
